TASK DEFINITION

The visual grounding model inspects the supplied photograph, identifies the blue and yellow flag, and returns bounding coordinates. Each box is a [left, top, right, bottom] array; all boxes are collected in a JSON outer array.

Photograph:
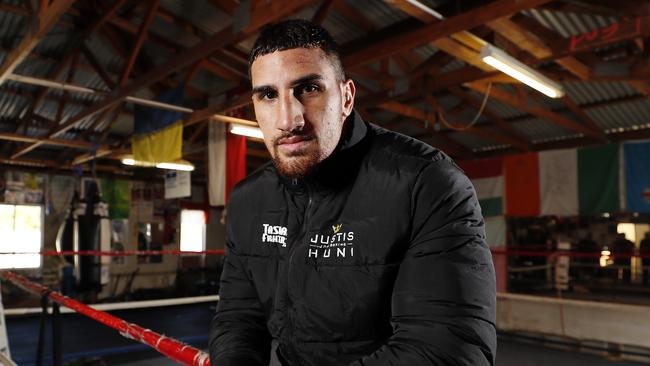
[[132, 87, 184, 164]]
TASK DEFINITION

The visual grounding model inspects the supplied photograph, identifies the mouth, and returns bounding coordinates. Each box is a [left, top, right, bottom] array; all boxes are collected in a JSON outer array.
[[276, 135, 314, 154]]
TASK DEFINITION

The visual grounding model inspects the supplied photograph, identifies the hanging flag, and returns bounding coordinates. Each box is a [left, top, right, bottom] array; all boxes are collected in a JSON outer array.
[[624, 141, 650, 213], [208, 116, 247, 206], [577, 144, 620, 215], [132, 87, 184, 164], [505, 152, 540, 216], [458, 157, 503, 217], [484, 215, 507, 293], [539, 149, 578, 216], [100, 179, 131, 219]]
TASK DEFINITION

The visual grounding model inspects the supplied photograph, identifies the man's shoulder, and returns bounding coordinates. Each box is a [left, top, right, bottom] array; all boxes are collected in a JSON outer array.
[[229, 161, 277, 206], [367, 123, 450, 166]]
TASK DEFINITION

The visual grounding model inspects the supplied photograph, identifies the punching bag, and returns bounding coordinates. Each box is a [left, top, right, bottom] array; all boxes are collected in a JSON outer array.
[[57, 200, 75, 265], [77, 182, 102, 292]]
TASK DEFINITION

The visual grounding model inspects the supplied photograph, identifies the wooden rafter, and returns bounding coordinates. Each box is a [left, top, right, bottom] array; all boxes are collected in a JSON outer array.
[[118, 0, 160, 87], [344, 0, 551, 68], [486, 17, 590, 80], [0, 0, 76, 85]]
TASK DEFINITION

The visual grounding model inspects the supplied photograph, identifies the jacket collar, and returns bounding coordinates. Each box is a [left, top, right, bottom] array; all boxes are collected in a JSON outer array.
[[335, 109, 368, 153], [279, 110, 369, 193]]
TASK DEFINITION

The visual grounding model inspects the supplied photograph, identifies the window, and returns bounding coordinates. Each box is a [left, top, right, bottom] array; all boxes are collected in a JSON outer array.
[[0, 204, 42, 269], [180, 210, 206, 252]]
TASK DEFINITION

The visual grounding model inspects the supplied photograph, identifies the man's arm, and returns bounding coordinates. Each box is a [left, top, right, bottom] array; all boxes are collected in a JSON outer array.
[[209, 211, 271, 366], [352, 159, 497, 365]]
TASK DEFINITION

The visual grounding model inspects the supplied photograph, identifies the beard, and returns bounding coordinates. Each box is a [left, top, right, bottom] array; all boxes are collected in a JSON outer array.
[[271, 142, 322, 179]]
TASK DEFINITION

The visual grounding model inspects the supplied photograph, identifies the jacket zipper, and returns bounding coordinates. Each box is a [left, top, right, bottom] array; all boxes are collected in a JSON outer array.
[[285, 179, 312, 363]]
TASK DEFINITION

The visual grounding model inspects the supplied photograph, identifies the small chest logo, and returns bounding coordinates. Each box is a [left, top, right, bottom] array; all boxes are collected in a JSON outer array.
[[308, 223, 355, 259], [262, 224, 288, 247]]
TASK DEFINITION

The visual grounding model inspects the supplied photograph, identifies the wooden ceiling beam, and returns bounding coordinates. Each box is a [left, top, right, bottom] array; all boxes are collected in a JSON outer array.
[[0, 0, 76, 85], [118, 0, 160, 87], [344, 0, 551, 68], [486, 17, 590, 80]]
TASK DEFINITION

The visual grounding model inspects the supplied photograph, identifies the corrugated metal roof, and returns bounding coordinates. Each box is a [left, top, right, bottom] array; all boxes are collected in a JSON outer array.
[[522, 8, 618, 38], [587, 99, 650, 132], [412, 44, 439, 60], [564, 81, 640, 105], [323, 7, 367, 45], [160, 0, 230, 36], [84, 34, 124, 78], [467, 90, 527, 119], [512, 117, 576, 143], [449, 130, 500, 150], [348, 0, 410, 29]]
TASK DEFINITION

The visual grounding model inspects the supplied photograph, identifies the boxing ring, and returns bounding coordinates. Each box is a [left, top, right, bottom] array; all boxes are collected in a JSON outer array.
[[0, 248, 648, 365]]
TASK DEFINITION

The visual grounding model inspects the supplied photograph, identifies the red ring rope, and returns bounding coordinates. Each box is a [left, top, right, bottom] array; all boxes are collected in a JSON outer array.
[[0, 271, 211, 366]]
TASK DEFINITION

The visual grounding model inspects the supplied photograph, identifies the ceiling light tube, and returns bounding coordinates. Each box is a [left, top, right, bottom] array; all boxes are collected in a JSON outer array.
[[156, 161, 195, 171], [480, 44, 565, 98], [122, 157, 194, 171], [229, 123, 264, 139]]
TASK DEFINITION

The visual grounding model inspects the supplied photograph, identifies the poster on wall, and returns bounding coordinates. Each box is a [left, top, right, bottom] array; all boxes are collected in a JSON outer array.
[[164, 171, 191, 199], [5, 172, 25, 204], [23, 173, 44, 204], [131, 182, 154, 222]]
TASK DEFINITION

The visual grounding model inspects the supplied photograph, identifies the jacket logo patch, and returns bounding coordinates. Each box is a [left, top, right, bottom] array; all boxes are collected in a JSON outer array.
[[262, 224, 287, 247], [308, 228, 355, 259]]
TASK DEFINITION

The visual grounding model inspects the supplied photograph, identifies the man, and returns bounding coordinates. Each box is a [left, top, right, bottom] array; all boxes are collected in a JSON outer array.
[[209, 19, 496, 366]]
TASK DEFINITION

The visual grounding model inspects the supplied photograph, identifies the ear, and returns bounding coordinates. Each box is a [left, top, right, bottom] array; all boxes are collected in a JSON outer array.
[[341, 79, 356, 118]]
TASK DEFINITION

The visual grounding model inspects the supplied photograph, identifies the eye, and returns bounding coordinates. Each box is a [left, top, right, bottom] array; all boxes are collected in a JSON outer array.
[[296, 83, 320, 96], [261, 90, 278, 100]]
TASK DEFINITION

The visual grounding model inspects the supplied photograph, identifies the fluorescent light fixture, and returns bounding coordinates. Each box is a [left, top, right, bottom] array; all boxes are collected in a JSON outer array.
[[121, 157, 194, 171], [229, 123, 264, 139], [480, 44, 565, 98], [156, 161, 195, 171]]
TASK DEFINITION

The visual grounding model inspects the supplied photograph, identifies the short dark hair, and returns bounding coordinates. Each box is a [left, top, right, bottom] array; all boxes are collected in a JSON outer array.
[[248, 19, 346, 82]]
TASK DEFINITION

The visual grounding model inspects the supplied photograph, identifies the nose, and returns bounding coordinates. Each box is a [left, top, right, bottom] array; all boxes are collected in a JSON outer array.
[[277, 91, 305, 132]]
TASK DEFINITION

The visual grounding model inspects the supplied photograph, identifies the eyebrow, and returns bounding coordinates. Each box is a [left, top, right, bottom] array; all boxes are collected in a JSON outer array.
[[251, 73, 324, 96], [289, 73, 323, 87]]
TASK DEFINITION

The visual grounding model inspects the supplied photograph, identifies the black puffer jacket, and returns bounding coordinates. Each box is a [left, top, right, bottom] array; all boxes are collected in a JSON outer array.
[[209, 111, 496, 366]]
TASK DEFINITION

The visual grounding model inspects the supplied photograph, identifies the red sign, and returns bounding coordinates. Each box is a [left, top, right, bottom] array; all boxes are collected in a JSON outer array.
[[568, 18, 642, 52]]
